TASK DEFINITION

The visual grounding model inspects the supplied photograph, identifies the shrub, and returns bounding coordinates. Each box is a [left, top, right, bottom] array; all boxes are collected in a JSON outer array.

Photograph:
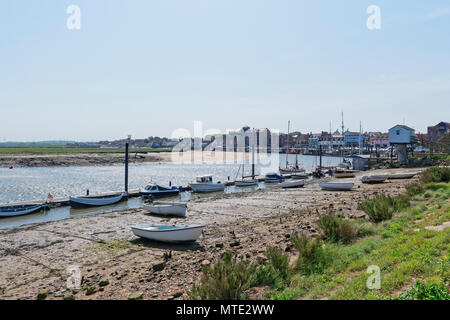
[[396, 281, 450, 300], [264, 247, 289, 280], [420, 166, 450, 184], [358, 194, 396, 223], [406, 183, 425, 197], [255, 247, 290, 288], [188, 251, 256, 300], [317, 215, 357, 243], [358, 193, 411, 223], [291, 233, 328, 275]]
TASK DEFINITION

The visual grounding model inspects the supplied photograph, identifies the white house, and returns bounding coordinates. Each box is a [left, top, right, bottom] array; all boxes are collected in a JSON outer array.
[[388, 125, 415, 144]]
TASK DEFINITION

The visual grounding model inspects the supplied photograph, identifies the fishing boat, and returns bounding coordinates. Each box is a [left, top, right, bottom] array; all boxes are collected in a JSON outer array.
[[278, 180, 305, 189], [69, 193, 126, 208], [0, 203, 49, 218], [361, 175, 388, 184], [386, 172, 418, 180], [319, 182, 354, 191], [140, 184, 180, 198], [143, 201, 187, 217], [264, 173, 285, 183], [189, 175, 225, 193], [131, 224, 205, 243]]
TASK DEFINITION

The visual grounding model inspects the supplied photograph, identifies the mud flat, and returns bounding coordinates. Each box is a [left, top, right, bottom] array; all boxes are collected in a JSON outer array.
[[0, 168, 421, 300], [0, 153, 172, 168]]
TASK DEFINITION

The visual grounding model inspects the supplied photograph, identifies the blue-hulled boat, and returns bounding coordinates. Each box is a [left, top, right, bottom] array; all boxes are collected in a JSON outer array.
[[140, 184, 180, 198], [0, 203, 49, 218]]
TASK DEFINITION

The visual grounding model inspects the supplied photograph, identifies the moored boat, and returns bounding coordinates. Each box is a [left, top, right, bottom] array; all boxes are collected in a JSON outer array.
[[319, 182, 354, 191], [143, 202, 187, 217], [278, 180, 305, 189], [131, 224, 205, 243], [189, 175, 225, 193], [264, 173, 285, 183], [140, 184, 180, 198], [69, 193, 126, 208], [235, 179, 258, 187], [0, 203, 49, 218], [291, 173, 311, 180]]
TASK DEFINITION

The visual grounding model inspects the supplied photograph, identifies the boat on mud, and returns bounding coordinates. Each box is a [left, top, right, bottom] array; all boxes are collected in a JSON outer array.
[[264, 173, 285, 183], [361, 175, 388, 184], [319, 182, 354, 191], [131, 224, 205, 243], [143, 201, 187, 217], [278, 180, 305, 189]]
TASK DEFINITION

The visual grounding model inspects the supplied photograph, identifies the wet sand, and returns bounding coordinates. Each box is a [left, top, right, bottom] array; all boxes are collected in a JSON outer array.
[[0, 153, 172, 168], [0, 168, 421, 300]]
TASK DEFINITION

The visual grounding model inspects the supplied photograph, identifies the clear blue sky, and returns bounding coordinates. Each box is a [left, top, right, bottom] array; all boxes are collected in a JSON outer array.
[[1, 0, 449, 141]]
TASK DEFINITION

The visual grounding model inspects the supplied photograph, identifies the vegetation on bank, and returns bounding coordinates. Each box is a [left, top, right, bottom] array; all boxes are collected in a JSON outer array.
[[0, 147, 170, 155], [189, 167, 450, 300]]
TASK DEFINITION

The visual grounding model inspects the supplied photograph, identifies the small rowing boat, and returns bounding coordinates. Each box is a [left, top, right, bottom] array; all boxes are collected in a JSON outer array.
[[143, 201, 187, 217], [0, 203, 49, 218], [131, 224, 205, 243], [361, 175, 388, 184], [69, 193, 126, 208], [319, 182, 354, 191], [386, 172, 418, 180], [278, 180, 305, 189]]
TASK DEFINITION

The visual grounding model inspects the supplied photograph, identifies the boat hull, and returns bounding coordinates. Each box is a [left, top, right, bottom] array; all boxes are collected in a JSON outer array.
[[131, 224, 204, 243], [334, 173, 356, 178], [235, 180, 258, 187], [319, 183, 354, 191], [361, 175, 388, 184], [0, 204, 49, 218], [143, 203, 186, 217], [279, 180, 305, 188], [69, 193, 125, 208], [189, 183, 225, 193], [140, 189, 180, 198], [386, 173, 418, 179]]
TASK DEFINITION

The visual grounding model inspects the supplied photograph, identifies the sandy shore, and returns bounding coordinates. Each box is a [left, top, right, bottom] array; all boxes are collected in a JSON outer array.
[[0, 153, 172, 168], [0, 168, 420, 300]]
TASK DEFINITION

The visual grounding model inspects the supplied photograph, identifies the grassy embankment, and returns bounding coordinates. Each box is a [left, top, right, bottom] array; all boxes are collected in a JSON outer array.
[[0, 147, 170, 155], [189, 167, 450, 300]]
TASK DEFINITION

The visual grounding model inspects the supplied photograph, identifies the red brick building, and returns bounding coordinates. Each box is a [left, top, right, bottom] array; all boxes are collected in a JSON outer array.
[[427, 122, 450, 142]]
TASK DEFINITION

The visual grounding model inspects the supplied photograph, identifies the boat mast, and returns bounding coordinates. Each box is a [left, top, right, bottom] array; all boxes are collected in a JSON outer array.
[[252, 130, 255, 179], [286, 120, 290, 169]]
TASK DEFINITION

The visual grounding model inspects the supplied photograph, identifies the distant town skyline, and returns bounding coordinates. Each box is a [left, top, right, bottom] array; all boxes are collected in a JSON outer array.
[[1, 1, 449, 142]]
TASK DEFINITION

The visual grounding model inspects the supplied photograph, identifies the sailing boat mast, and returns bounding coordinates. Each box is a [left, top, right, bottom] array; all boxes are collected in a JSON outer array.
[[286, 120, 290, 169]]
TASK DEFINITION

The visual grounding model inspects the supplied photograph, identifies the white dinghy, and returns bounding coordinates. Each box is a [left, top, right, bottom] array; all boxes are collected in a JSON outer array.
[[131, 224, 205, 243], [278, 180, 305, 189], [143, 201, 187, 217], [319, 182, 354, 191], [386, 172, 418, 180]]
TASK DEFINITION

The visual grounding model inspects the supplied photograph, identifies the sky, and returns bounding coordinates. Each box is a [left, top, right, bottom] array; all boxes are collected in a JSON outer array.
[[0, 0, 449, 141]]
